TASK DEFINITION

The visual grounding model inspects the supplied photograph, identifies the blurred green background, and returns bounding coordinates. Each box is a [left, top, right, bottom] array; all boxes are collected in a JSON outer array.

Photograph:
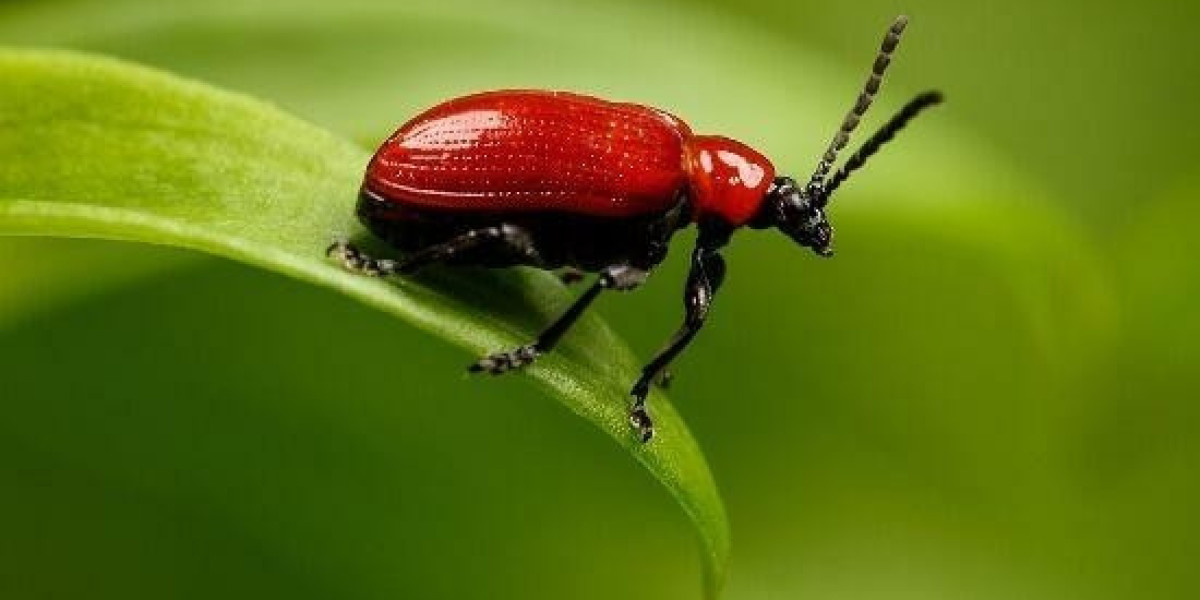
[[1, 0, 1197, 598]]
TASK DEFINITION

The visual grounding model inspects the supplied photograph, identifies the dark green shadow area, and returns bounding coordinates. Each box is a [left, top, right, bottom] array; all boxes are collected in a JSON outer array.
[[0, 246, 703, 600]]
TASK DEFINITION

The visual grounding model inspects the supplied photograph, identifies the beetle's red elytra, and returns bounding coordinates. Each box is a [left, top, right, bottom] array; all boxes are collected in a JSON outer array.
[[363, 90, 777, 226], [364, 91, 693, 218], [330, 15, 943, 442]]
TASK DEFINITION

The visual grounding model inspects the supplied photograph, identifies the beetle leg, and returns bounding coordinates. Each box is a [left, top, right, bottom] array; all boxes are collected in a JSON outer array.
[[328, 224, 540, 277], [326, 239, 402, 277], [469, 265, 648, 375], [628, 247, 726, 443], [396, 224, 541, 272]]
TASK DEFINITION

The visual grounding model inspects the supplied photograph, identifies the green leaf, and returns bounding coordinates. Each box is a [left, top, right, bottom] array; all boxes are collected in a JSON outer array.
[[0, 49, 729, 595]]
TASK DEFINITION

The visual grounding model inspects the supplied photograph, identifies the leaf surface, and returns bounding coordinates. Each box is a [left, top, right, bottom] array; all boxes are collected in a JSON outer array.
[[0, 49, 729, 594]]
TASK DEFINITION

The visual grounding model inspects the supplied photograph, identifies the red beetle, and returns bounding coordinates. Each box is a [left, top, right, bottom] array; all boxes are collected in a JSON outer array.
[[330, 16, 942, 442]]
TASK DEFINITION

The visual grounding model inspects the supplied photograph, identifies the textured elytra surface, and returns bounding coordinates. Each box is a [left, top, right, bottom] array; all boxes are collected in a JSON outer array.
[[364, 90, 693, 217]]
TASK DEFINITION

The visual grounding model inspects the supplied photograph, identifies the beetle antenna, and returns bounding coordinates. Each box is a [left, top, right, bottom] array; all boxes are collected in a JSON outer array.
[[824, 91, 944, 197], [807, 15, 909, 204]]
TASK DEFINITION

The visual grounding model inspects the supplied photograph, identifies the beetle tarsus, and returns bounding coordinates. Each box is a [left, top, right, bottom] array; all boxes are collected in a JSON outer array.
[[327, 239, 400, 277], [629, 405, 655, 443], [628, 377, 657, 443], [469, 344, 541, 374]]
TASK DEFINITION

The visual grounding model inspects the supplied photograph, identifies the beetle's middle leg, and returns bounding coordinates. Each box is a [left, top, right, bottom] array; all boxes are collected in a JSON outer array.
[[469, 265, 648, 375], [328, 224, 541, 276]]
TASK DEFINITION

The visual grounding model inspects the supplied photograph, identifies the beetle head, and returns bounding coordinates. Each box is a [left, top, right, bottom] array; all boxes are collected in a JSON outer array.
[[749, 16, 944, 259], [753, 89, 944, 258], [755, 176, 834, 257]]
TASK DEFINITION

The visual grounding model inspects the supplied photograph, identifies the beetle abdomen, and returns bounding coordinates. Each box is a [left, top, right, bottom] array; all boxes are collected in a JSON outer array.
[[363, 91, 692, 218]]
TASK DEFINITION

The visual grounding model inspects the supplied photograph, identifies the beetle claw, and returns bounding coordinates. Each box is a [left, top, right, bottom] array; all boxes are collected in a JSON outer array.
[[468, 344, 540, 374], [327, 239, 365, 271], [327, 239, 402, 277], [628, 380, 655, 443], [629, 407, 655, 443]]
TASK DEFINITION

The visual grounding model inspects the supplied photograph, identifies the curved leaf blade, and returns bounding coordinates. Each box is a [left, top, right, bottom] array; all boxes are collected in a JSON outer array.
[[0, 49, 729, 594]]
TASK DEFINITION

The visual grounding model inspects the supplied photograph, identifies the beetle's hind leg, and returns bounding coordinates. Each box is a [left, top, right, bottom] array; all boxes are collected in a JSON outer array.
[[328, 224, 542, 277], [326, 239, 403, 277], [470, 265, 648, 375]]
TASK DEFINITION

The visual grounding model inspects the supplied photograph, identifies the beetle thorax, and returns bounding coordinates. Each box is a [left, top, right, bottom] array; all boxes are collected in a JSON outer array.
[[684, 135, 776, 227]]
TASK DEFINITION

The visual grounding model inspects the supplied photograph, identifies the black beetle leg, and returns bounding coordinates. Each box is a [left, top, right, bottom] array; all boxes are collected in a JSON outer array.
[[396, 224, 541, 273], [470, 265, 648, 375], [328, 224, 540, 277], [628, 245, 726, 443], [326, 239, 401, 277]]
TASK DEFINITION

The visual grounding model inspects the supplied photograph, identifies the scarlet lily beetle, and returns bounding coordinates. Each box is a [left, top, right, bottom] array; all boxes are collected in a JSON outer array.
[[329, 15, 943, 442]]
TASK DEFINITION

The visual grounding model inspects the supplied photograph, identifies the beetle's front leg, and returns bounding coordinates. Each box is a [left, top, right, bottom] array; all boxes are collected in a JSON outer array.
[[470, 265, 649, 374], [628, 247, 726, 442]]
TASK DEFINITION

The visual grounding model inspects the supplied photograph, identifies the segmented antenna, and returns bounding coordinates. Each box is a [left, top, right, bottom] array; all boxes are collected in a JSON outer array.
[[807, 15, 910, 197], [824, 91, 944, 197]]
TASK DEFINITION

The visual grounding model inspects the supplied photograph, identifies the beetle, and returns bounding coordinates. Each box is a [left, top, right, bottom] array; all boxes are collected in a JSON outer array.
[[329, 15, 942, 442]]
